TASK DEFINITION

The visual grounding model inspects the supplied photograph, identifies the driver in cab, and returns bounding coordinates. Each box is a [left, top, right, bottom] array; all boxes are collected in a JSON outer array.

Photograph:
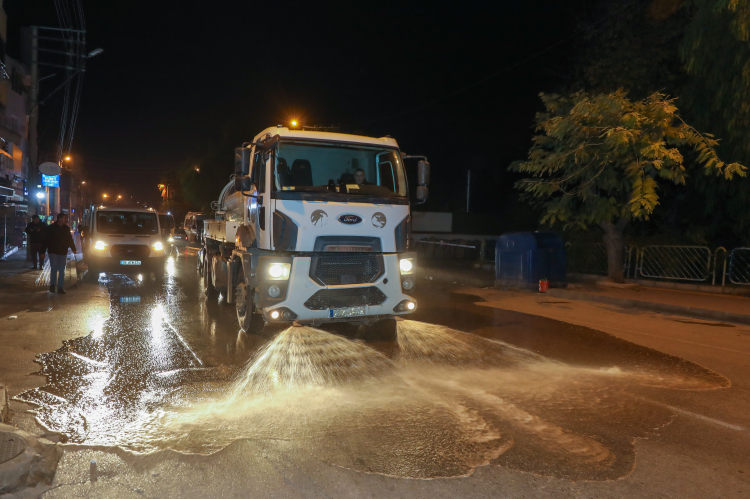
[[353, 168, 372, 186]]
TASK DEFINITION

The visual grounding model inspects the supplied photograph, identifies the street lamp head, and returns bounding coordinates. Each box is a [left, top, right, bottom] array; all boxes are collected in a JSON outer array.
[[64, 156, 71, 161], [87, 48, 104, 58], [103, 194, 108, 198], [118, 195, 122, 199], [81, 181, 86, 184], [36, 192, 45, 199]]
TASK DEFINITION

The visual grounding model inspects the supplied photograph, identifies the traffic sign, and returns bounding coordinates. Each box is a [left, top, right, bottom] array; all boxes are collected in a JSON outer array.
[[42, 174, 60, 187], [39, 162, 61, 176]]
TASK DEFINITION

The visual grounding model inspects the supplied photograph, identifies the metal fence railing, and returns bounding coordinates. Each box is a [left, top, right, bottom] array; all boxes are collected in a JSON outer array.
[[567, 243, 608, 275], [728, 248, 750, 285], [637, 246, 712, 282]]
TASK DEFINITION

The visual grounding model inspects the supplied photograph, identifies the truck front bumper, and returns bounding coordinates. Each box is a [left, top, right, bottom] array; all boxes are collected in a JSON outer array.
[[255, 254, 416, 325]]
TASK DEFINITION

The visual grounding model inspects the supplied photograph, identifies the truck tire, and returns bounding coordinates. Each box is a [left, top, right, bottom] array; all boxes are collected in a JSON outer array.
[[235, 281, 257, 333], [203, 253, 216, 296]]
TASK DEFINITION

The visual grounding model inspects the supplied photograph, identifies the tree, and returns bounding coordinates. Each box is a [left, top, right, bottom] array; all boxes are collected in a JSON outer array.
[[681, 0, 750, 162], [510, 90, 745, 282], [572, 0, 688, 100]]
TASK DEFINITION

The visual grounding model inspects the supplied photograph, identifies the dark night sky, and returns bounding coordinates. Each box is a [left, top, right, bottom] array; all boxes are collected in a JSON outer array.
[[7, 0, 584, 215]]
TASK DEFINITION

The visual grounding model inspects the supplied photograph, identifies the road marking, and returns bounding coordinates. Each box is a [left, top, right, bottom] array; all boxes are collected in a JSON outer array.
[[627, 394, 747, 432], [163, 321, 204, 366]]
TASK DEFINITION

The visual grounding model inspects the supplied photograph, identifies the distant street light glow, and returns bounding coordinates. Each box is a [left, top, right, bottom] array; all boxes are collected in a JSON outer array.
[[64, 156, 71, 161], [291, 120, 298, 127], [36, 192, 45, 199]]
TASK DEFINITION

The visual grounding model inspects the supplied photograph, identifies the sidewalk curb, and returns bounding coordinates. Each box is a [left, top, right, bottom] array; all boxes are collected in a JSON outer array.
[[0, 384, 8, 423], [547, 288, 750, 326]]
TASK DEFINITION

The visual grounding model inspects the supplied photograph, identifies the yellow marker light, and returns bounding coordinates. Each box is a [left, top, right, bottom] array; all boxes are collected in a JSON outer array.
[[94, 240, 107, 251], [270, 310, 280, 319], [399, 258, 414, 274], [406, 302, 416, 310], [152, 241, 164, 251]]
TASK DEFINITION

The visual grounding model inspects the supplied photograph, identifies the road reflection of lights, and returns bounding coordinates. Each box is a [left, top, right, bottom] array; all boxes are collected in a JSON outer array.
[[91, 317, 106, 340], [151, 303, 166, 329], [167, 257, 175, 277], [137, 274, 144, 282]]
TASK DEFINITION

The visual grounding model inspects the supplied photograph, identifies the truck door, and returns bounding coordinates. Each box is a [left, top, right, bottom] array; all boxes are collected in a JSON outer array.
[[248, 146, 271, 249]]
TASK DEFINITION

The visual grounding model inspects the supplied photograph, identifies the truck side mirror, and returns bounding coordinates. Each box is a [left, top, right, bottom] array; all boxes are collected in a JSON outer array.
[[417, 160, 430, 186], [234, 147, 252, 176], [234, 175, 254, 192], [416, 186, 428, 202]]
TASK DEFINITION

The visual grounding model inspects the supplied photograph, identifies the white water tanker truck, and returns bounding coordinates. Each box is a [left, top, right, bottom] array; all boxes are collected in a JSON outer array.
[[200, 126, 430, 332]]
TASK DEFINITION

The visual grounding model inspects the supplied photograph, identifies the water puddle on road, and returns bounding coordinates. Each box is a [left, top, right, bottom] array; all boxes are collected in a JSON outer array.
[[17, 319, 729, 481]]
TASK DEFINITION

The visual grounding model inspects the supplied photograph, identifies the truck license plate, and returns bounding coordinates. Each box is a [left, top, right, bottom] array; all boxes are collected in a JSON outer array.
[[329, 306, 366, 318], [120, 260, 141, 265]]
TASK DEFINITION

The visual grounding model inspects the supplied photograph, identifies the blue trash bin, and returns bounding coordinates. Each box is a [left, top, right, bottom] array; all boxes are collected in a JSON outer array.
[[495, 231, 566, 288]]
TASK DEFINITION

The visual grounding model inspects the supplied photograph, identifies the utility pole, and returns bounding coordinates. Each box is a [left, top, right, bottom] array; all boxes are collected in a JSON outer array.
[[29, 26, 40, 215], [466, 170, 471, 213]]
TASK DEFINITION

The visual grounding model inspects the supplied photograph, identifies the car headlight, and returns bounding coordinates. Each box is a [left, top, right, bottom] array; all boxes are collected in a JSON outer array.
[[267, 263, 291, 280], [152, 241, 164, 251], [399, 258, 414, 274], [168, 237, 174, 242], [94, 240, 107, 251]]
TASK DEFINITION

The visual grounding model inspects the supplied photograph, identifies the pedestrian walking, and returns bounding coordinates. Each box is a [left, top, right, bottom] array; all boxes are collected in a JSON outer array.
[[46, 213, 76, 294], [24, 215, 48, 269]]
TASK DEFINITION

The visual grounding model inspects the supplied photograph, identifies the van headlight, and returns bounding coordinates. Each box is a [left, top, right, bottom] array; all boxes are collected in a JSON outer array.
[[399, 258, 414, 274], [152, 241, 164, 251], [267, 263, 291, 280], [94, 240, 107, 251]]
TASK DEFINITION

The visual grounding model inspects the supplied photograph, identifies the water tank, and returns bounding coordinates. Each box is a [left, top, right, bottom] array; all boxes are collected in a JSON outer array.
[[218, 181, 245, 223]]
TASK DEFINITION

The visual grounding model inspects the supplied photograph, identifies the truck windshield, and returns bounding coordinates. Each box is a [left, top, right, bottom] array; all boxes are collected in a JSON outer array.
[[273, 141, 407, 197], [97, 211, 159, 235]]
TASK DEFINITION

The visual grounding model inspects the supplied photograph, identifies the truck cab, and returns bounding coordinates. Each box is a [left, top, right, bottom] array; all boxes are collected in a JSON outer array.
[[184, 212, 208, 243], [83, 206, 167, 279], [202, 127, 429, 332]]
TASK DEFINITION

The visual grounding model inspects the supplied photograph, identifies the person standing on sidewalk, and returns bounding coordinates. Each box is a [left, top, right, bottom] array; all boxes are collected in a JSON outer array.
[[24, 215, 48, 269], [46, 213, 76, 294]]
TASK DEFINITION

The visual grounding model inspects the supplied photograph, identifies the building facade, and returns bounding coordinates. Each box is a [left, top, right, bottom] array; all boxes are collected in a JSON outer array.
[[0, 0, 32, 253]]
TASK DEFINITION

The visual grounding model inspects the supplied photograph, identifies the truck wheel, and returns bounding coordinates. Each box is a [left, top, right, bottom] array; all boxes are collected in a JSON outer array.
[[203, 254, 216, 296], [236, 281, 258, 333]]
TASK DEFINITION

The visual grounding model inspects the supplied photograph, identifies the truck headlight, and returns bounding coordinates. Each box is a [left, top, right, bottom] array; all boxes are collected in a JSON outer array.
[[94, 240, 107, 251], [399, 258, 414, 274], [267, 263, 291, 280], [152, 241, 164, 251]]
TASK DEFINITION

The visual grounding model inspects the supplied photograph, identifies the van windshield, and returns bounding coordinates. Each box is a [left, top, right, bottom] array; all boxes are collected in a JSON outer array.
[[97, 211, 159, 235], [273, 140, 407, 197]]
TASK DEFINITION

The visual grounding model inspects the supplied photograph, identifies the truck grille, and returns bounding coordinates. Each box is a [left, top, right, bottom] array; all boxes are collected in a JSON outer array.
[[304, 287, 387, 310], [310, 254, 383, 285], [110, 244, 151, 259]]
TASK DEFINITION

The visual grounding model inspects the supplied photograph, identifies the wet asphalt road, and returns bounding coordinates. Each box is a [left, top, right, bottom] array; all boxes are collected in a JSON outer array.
[[14, 243, 739, 485]]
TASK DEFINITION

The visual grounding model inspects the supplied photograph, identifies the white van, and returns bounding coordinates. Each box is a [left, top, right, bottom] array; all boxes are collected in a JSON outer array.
[[83, 206, 167, 278], [158, 212, 177, 254]]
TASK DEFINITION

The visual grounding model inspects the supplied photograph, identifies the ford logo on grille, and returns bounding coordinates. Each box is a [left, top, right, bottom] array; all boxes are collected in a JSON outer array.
[[337, 214, 362, 225]]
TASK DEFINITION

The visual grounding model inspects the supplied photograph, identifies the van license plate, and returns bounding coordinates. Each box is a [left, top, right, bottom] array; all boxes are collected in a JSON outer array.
[[120, 260, 141, 265], [329, 306, 366, 318]]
